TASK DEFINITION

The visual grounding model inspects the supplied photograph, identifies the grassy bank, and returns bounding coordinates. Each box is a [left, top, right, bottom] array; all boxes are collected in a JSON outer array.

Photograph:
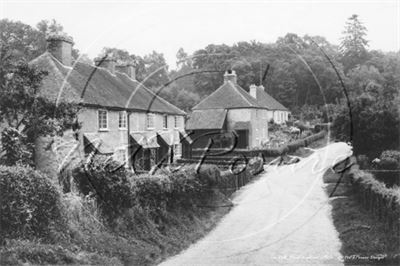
[[323, 169, 400, 265], [0, 159, 264, 265]]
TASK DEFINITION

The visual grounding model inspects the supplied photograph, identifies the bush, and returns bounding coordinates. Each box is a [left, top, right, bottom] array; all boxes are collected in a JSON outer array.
[[356, 154, 370, 169], [287, 139, 305, 152], [379, 150, 400, 170], [73, 156, 134, 222], [0, 165, 63, 239]]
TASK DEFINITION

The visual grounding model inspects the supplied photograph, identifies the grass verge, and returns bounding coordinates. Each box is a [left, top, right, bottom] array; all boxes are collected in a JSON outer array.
[[323, 169, 400, 265]]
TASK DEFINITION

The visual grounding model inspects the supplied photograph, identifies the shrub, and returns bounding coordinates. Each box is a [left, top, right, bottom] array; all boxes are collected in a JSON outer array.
[[356, 154, 370, 169], [287, 139, 305, 152], [73, 156, 134, 222], [195, 164, 221, 187], [248, 157, 264, 175], [0, 165, 63, 239], [379, 150, 400, 170]]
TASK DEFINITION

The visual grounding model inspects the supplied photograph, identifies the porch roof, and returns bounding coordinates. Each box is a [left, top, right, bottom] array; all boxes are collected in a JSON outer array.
[[130, 131, 160, 149], [83, 133, 114, 154]]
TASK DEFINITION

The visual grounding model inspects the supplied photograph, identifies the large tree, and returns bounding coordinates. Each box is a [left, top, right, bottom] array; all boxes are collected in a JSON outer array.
[[340, 14, 369, 72], [0, 20, 78, 166]]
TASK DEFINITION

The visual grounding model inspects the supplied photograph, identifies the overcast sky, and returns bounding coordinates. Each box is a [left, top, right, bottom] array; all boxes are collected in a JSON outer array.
[[1, 0, 399, 68]]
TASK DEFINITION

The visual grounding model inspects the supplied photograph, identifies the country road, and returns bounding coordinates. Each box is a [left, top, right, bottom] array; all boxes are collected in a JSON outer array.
[[160, 142, 353, 266]]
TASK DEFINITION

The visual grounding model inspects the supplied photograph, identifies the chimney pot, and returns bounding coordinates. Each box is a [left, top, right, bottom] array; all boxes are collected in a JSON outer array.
[[95, 55, 116, 74], [116, 63, 136, 80], [46, 33, 74, 67], [249, 84, 257, 99], [224, 70, 237, 84]]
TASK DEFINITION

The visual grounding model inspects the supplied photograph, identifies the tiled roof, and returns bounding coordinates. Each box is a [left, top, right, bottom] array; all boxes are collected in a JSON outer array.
[[186, 109, 227, 130], [254, 86, 289, 111], [30, 52, 186, 115], [192, 81, 264, 110]]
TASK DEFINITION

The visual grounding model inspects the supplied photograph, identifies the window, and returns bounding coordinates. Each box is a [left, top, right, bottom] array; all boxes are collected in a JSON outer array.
[[147, 113, 155, 129], [174, 116, 180, 128], [163, 115, 168, 129], [98, 110, 108, 130], [119, 111, 127, 129]]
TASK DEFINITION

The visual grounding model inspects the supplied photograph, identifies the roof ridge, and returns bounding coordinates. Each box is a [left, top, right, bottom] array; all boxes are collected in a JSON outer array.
[[231, 82, 260, 107], [142, 85, 186, 115], [192, 82, 229, 110], [255, 86, 288, 111]]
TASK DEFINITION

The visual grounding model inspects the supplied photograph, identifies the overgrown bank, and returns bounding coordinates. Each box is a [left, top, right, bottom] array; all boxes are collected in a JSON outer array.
[[0, 157, 264, 265], [323, 161, 400, 265]]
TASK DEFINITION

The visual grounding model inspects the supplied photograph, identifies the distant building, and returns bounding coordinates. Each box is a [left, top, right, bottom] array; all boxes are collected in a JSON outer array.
[[186, 70, 270, 149], [248, 84, 290, 124], [30, 34, 188, 175]]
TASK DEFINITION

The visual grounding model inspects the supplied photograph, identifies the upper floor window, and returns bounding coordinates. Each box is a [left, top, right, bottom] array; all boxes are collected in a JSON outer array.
[[163, 115, 168, 129], [98, 110, 108, 130], [119, 111, 127, 129], [147, 113, 155, 129], [174, 116, 180, 128]]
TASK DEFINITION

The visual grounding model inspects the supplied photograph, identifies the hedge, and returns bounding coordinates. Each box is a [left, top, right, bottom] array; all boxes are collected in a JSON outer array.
[[0, 165, 64, 239], [344, 161, 400, 234], [252, 130, 326, 157]]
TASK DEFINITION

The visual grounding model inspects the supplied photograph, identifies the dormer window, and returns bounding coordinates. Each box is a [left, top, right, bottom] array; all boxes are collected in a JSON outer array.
[[98, 110, 108, 131]]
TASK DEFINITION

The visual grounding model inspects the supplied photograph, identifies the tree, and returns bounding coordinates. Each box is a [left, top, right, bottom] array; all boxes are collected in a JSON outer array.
[[36, 19, 64, 36], [142, 51, 170, 89], [340, 14, 369, 72], [0, 31, 78, 166], [332, 90, 399, 158], [0, 19, 45, 62]]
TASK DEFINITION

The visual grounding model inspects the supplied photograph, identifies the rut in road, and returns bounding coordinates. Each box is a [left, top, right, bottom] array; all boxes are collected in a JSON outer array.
[[160, 142, 352, 266]]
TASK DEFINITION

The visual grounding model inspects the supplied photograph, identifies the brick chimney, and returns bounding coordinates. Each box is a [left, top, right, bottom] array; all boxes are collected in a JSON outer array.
[[249, 84, 257, 99], [94, 55, 116, 74], [224, 69, 237, 84], [116, 63, 136, 80], [46, 33, 74, 67]]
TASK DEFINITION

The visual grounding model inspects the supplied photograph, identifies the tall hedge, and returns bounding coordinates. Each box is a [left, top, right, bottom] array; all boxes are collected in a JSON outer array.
[[0, 165, 63, 239]]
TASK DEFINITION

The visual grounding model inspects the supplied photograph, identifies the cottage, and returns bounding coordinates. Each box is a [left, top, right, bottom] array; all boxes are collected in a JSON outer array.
[[186, 70, 270, 149], [30, 34, 188, 175], [248, 84, 290, 124]]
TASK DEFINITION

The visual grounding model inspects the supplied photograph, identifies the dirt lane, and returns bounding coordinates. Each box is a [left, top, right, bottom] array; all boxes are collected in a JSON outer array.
[[160, 142, 353, 266]]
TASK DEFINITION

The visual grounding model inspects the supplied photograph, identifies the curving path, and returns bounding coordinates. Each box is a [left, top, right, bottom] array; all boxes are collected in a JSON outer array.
[[160, 142, 353, 266]]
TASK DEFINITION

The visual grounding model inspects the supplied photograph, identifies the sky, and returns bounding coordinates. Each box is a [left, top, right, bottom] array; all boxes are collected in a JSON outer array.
[[1, 0, 399, 68]]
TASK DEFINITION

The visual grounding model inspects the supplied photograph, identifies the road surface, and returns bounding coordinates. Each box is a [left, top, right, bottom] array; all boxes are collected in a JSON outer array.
[[160, 142, 353, 266]]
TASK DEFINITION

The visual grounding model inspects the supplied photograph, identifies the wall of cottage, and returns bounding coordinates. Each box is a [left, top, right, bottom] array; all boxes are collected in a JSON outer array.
[[79, 108, 129, 153], [267, 110, 290, 124], [227, 108, 269, 149], [250, 109, 269, 148], [35, 108, 185, 177]]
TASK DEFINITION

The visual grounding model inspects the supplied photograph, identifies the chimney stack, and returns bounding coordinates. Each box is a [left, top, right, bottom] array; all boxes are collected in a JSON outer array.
[[46, 33, 74, 67], [224, 69, 237, 84], [94, 55, 116, 74], [116, 63, 136, 80], [249, 84, 257, 99]]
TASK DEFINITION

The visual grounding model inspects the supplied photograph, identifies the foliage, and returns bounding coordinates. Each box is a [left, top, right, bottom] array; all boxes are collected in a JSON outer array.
[[340, 14, 369, 72], [379, 150, 400, 170], [73, 156, 134, 222], [0, 165, 64, 239], [0, 62, 79, 166], [331, 92, 400, 158]]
